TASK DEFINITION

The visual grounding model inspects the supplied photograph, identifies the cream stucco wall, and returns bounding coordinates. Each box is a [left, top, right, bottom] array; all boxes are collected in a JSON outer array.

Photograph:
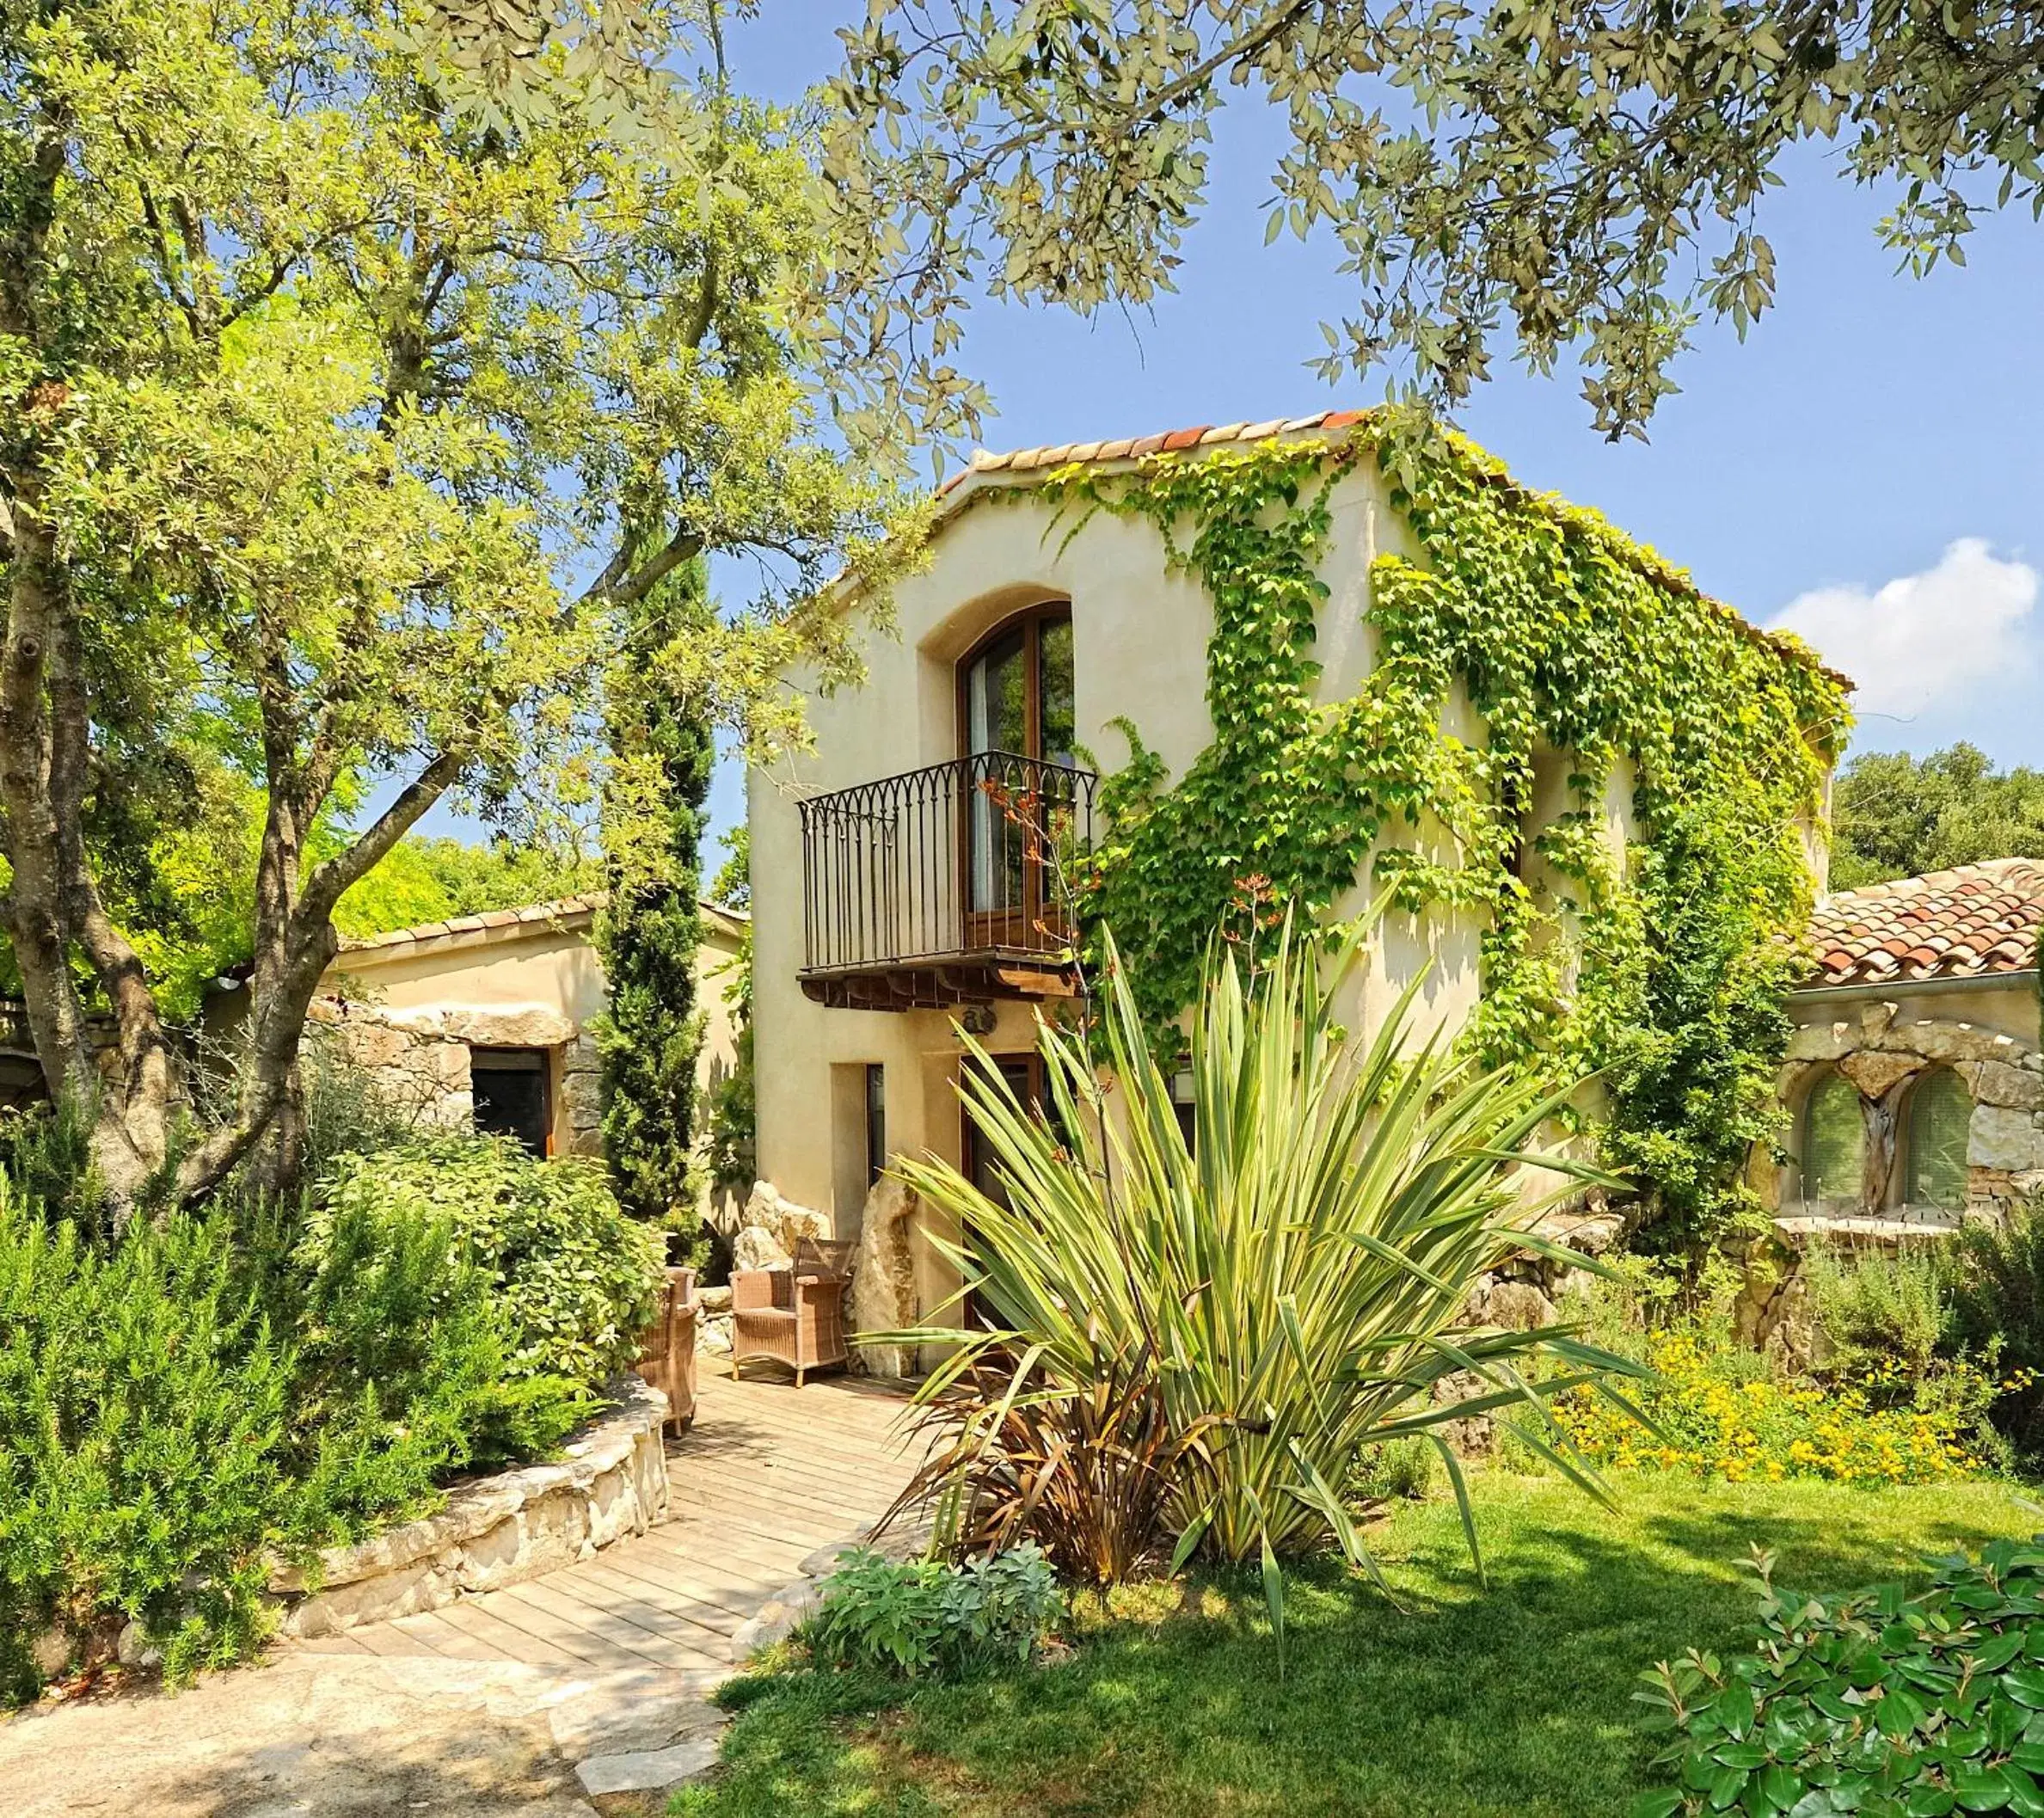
[[750, 452, 1697, 1329], [316, 903, 746, 1196]]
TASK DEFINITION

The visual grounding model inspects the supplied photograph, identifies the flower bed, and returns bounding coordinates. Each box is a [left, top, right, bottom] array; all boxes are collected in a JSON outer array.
[[1550, 1327, 2003, 1485]]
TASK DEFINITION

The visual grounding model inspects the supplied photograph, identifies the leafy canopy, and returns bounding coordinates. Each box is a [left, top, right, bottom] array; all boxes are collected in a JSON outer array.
[[819, 0, 2044, 437], [1, 0, 943, 1202], [1829, 743, 2044, 889]]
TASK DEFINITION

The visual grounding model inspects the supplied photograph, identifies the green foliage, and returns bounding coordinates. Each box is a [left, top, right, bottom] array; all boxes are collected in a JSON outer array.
[[704, 931, 756, 1195], [889, 914, 1642, 1653], [1040, 423, 1844, 1250], [1634, 1539, 2044, 1818], [676, 1476, 2032, 1818], [2, 0, 932, 1212], [1348, 1437, 1439, 1506], [1950, 1195, 2044, 1465], [316, 1137, 664, 1391], [595, 562, 715, 1226], [288, 1193, 586, 1484], [1548, 1259, 2004, 1485], [0, 1198, 295, 1699], [709, 825, 752, 912], [334, 837, 597, 941], [829, 0, 2041, 438], [1803, 1243, 1958, 1390], [801, 1546, 1063, 1679], [1829, 744, 2044, 890], [0, 1153, 601, 1700]]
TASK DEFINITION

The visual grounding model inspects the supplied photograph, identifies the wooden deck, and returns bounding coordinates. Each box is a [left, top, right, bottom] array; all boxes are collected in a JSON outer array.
[[292, 1367, 922, 1675]]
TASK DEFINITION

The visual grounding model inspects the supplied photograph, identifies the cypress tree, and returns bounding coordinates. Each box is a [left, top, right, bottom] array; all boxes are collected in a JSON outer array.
[[594, 564, 716, 1231]]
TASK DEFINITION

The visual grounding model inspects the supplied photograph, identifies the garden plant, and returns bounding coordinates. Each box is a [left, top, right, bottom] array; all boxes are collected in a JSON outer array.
[[0, 1118, 665, 1702], [881, 912, 1648, 1643]]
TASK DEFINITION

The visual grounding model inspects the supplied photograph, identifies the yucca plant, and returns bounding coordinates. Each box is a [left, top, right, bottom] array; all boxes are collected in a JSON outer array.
[[882, 912, 1649, 1647]]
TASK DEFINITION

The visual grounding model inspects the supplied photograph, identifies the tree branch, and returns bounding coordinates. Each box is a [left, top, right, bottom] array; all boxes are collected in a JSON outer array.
[[297, 748, 468, 924]]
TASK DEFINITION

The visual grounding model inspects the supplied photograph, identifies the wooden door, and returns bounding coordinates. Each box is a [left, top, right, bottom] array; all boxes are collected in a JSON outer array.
[[959, 607, 1075, 952], [960, 1053, 1044, 1330]]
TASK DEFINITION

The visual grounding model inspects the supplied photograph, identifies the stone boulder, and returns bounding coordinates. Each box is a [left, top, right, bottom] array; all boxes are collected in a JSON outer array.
[[729, 1182, 832, 1273], [847, 1174, 920, 1378]]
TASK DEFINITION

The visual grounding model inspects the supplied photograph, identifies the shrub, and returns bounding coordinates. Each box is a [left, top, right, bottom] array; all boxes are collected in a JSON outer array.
[[0, 1197, 302, 1698], [316, 1136, 664, 1391], [1634, 1539, 2044, 1818], [0, 1149, 609, 1700], [886, 1347, 1218, 1587], [801, 1546, 1063, 1678], [1347, 1435, 1437, 1506], [1802, 1240, 1955, 1390], [1951, 1195, 2044, 1462], [886, 915, 1643, 1643], [287, 1194, 586, 1485], [1550, 1317, 2006, 1485]]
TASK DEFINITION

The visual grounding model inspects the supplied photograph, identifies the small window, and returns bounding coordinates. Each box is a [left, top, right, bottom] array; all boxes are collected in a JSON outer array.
[[1802, 1071, 1864, 1207], [472, 1047, 552, 1158], [1906, 1068, 1972, 1211], [864, 1064, 887, 1189]]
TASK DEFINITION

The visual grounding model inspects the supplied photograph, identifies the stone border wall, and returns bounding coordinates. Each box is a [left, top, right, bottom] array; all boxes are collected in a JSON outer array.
[[268, 1379, 671, 1639]]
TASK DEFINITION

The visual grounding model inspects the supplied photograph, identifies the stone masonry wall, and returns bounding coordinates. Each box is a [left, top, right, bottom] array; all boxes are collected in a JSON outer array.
[[267, 1380, 671, 1638], [1780, 997, 2044, 1220], [310, 998, 605, 1155]]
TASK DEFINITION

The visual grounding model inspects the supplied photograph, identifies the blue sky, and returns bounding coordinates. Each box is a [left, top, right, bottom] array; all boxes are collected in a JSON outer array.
[[645, 7, 2044, 851]]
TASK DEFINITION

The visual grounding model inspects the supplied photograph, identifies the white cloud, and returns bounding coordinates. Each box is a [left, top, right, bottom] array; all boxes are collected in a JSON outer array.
[[1767, 537, 2038, 720]]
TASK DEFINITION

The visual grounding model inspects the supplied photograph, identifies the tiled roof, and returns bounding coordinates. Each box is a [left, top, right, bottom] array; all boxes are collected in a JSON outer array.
[[932, 406, 1849, 688], [1801, 859, 2044, 988], [340, 894, 605, 954], [338, 894, 750, 956], [935, 408, 1372, 494]]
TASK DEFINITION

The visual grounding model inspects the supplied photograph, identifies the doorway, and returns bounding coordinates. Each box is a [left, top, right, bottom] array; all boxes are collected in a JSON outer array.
[[960, 1052, 1047, 1330], [957, 605, 1075, 950]]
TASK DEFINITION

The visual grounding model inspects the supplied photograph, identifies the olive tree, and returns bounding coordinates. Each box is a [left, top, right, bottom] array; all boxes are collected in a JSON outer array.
[[0, 0, 940, 1213], [816, 0, 2041, 438]]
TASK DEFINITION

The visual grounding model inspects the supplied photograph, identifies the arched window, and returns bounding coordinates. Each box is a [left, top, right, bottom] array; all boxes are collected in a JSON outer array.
[[1905, 1067, 1972, 1211], [957, 603, 1076, 935], [1802, 1071, 1865, 1206]]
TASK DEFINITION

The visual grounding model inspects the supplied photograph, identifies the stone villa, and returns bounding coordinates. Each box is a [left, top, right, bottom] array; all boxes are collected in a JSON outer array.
[[745, 409, 1841, 1352]]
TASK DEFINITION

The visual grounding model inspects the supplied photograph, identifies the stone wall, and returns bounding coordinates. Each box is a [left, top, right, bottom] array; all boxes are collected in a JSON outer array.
[[267, 1379, 671, 1638], [1779, 997, 2044, 1220], [310, 998, 605, 1156]]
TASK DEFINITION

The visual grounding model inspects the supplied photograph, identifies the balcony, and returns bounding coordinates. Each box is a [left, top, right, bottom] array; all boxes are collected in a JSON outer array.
[[796, 752, 1097, 1011]]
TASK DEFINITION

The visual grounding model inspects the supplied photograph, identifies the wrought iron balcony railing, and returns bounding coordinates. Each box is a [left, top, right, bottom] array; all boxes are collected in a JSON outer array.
[[797, 752, 1096, 1005]]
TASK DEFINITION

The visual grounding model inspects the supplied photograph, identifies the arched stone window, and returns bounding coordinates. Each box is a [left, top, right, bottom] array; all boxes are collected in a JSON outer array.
[[1802, 1070, 1865, 1207], [1904, 1067, 1973, 1211]]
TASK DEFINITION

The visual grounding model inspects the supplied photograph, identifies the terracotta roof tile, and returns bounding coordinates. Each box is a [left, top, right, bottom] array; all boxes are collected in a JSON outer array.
[[1799, 859, 2044, 988]]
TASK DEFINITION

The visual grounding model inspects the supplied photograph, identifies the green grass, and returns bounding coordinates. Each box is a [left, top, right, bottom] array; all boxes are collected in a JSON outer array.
[[670, 1473, 2039, 1818]]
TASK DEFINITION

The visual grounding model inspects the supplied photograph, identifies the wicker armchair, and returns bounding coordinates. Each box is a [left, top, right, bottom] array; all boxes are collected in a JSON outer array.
[[632, 1265, 699, 1433], [731, 1238, 856, 1386]]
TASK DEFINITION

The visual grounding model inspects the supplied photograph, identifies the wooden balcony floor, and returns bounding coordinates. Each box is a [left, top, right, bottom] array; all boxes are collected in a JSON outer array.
[[292, 1367, 923, 1675]]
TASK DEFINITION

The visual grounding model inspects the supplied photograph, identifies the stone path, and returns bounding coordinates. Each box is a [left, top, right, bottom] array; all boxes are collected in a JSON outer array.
[[0, 1368, 923, 1816]]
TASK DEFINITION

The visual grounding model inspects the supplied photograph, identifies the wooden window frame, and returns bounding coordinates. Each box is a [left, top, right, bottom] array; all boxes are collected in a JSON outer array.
[[955, 602, 1074, 952]]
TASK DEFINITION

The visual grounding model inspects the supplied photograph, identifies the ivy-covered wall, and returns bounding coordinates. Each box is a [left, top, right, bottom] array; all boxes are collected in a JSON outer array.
[[1035, 414, 1850, 1251]]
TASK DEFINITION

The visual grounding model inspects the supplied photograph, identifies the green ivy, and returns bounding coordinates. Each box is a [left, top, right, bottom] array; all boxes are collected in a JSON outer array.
[[1032, 415, 1848, 1250]]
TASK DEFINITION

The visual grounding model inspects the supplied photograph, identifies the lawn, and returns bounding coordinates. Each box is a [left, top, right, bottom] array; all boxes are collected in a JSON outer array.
[[671, 1472, 2037, 1818]]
